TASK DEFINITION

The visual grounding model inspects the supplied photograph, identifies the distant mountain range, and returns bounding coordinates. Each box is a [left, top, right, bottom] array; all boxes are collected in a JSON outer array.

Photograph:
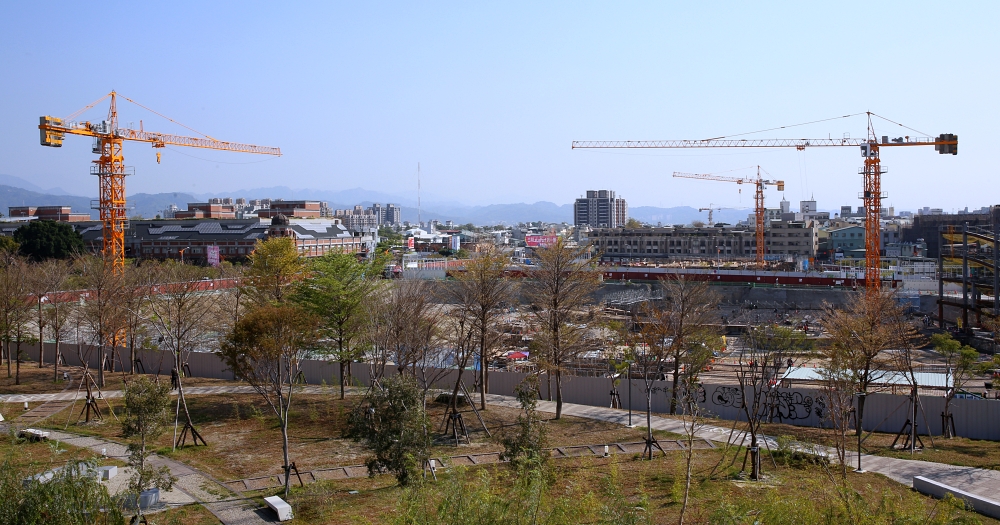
[[0, 177, 757, 226]]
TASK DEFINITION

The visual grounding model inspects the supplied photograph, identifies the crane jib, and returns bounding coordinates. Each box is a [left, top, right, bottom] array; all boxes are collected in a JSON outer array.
[[571, 137, 955, 149]]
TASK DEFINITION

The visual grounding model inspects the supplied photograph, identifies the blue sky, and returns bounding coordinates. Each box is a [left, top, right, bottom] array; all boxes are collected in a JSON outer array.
[[1, 2, 995, 211]]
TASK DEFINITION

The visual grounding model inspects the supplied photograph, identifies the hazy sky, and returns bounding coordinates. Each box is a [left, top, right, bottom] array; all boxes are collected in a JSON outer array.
[[1, 2, 995, 211]]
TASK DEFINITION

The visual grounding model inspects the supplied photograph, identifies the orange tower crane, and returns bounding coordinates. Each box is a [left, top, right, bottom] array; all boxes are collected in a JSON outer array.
[[38, 91, 281, 274], [572, 113, 958, 291], [674, 168, 783, 267]]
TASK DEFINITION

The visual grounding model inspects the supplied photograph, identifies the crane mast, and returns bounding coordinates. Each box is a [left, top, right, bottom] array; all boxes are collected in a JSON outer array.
[[38, 91, 281, 274], [573, 113, 957, 292]]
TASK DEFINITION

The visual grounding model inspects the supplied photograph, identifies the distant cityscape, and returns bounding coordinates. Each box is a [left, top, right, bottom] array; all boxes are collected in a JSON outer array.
[[1, 186, 996, 277]]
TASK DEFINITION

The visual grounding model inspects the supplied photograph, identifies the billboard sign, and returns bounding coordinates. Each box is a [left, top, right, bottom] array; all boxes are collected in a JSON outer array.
[[450, 234, 460, 251], [206, 245, 220, 267], [407, 237, 415, 250], [525, 234, 557, 248]]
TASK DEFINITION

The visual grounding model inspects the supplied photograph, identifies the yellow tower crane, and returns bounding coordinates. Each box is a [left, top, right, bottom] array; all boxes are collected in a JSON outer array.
[[674, 168, 783, 267], [38, 91, 281, 274], [572, 113, 957, 292], [697, 204, 736, 226]]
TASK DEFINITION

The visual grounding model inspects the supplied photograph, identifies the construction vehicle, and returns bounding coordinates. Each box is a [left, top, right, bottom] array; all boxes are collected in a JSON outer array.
[[38, 91, 281, 274], [572, 112, 958, 291], [675, 168, 782, 267]]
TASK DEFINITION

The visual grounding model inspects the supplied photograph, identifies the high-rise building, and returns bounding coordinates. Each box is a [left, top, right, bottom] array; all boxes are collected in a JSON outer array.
[[574, 190, 628, 228], [385, 204, 401, 225]]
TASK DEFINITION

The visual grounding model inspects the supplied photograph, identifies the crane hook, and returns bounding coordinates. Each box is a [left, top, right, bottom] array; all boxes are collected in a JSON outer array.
[[156, 151, 161, 164]]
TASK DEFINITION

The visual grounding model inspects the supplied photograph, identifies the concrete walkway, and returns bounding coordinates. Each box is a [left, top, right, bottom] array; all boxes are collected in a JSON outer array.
[[38, 428, 273, 525], [8, 384, 1000, 519]]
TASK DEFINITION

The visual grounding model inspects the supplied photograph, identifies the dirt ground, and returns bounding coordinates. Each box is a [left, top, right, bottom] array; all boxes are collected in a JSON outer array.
[[40, 391, 680, 482]]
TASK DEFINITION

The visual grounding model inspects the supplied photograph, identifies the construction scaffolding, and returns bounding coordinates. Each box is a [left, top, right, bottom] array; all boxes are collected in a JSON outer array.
[[938, 207, 1000, 347]]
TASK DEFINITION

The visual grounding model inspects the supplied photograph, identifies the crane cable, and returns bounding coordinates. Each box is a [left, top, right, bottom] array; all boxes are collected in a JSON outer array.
[[121, 96, 220, 142], [63, 93, 111, 122], [868, 112, 932, 138], [703, 113, 865, 141]]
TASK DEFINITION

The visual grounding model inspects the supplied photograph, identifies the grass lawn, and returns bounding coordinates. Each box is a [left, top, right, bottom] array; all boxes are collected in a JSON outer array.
[[0, 429, 98, 470], [752, 419, 1000, 471], [145, 504, 221, 525], [278, 447, 999, 525]]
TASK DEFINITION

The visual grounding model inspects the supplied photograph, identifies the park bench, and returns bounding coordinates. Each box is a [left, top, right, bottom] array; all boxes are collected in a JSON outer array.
[[264, 495, 293, 521]]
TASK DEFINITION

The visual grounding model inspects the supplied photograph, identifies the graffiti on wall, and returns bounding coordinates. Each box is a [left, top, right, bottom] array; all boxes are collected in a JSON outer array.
[[705, 385, 827, 423]]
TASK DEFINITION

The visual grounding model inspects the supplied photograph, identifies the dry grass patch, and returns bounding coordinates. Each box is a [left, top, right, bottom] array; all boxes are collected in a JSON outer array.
[[41, 391, 679, 482]]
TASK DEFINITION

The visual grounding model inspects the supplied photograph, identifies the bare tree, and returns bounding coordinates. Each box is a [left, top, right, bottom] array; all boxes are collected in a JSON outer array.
[[440, 303, 478, 419], [820, 358, 856, 479], [75, 254, 126, 388], [120, 262, 156, 374], [524, 238, 601, 419], [823, 290, 902, 441], [447, 246, 515, 411], [365, 280, 437, 380], [0, 255, 34, 385], [0, 253, 31, 382], [27, 259, 71, 368], [147, 262, 219, 449], [736, 324, 809, 480], [619, 301, 671, 459], [677, 361, 709, 525], [659, 276, 719, 415], [885, 304, 933, 453], [219, 304, 318, 498], [44, 269, 76, 382]]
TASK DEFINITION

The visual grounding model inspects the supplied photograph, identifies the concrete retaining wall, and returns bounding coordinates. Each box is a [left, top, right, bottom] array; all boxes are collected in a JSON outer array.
[[913, 476, 1000, 519], [19, 342, 1000, 440]]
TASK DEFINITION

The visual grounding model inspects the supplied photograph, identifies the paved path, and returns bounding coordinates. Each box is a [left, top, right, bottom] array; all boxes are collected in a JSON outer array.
[[36, 428, 274, 525], [9, 384, 1000, 519], [0, 384, 333, 404]]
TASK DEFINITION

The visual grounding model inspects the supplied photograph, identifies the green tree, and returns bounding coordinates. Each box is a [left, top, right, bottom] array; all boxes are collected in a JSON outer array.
[[498, 375, 547, 470], [624, 217, 643, 228], [219, 304, 318, 497], [244, 237, 305, 305], [0, 237, 18, 254], [120, 376, 176, 521], [932, 332, 980, 438], [294, 252, 384, 399], [13, 220, 84, 261], [0, 458, 124, 525], [346, 374, 430, 486]]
